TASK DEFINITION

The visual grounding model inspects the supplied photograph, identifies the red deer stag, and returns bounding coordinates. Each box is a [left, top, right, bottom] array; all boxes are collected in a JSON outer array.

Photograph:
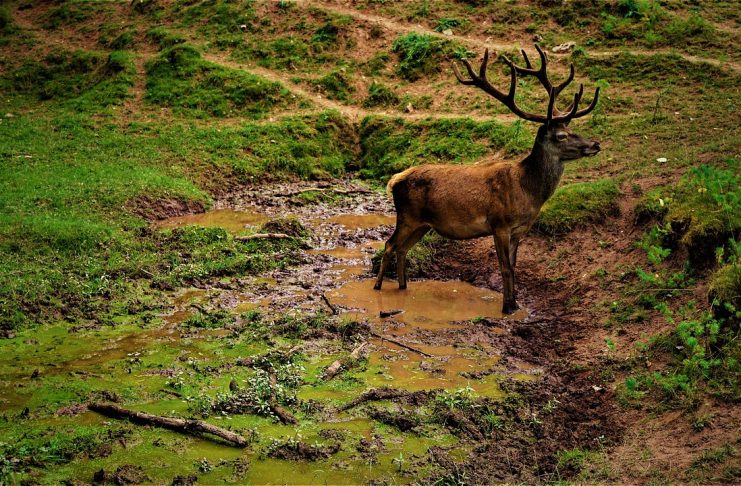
[[373, 45, 601, 314]]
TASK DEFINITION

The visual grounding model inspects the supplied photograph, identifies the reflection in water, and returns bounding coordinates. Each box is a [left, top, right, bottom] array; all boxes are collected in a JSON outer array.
[[327, 278, 526, 394], [154, 208, 267, 233]]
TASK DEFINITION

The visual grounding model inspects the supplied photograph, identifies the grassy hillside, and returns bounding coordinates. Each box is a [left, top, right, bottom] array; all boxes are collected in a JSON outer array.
[[0, 0, 738, 484]]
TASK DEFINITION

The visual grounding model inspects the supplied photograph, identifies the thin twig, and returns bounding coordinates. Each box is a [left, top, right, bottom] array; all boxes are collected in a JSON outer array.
[[369, 331, 433, 358]]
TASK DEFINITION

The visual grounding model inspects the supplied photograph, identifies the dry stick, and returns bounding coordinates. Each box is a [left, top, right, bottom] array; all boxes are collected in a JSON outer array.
[[321, 293, 338, 315], [235, 233, 292, 241], [369, 331, 434, 358], [88, 403, 248, 447]]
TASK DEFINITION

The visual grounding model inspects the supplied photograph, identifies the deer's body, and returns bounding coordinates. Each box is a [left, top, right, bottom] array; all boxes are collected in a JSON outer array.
[[374, 46, 601, 314]]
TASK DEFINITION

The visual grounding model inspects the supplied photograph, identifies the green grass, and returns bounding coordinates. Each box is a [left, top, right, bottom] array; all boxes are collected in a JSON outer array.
[[145, 44, 299, 118], [358, 116, 531, 180], [391, 33, 470, 81], [4, 49, 136, 111], [534, 179, 621, 235], [363, 82, 400, 108]]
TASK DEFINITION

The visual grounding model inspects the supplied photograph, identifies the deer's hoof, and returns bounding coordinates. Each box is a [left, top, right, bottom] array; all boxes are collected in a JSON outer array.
[[399, 284, 407, 290], [373, 283, 382, 290], [502, 302, 520, 315]]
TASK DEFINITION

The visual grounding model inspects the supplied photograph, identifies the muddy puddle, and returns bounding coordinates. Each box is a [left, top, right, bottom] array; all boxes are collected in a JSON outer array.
[[1, 181, 540, 484]]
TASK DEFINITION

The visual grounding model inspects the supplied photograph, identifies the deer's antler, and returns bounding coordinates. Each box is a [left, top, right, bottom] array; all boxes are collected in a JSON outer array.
[[453, 46, 600, 125]]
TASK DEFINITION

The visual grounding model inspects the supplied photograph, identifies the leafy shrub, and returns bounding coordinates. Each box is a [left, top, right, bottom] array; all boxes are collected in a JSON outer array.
[[534, 179, 621, 235]]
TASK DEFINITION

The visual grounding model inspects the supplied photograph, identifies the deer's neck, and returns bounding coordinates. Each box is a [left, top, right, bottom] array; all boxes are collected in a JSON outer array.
[[519, 138, 563, 205]]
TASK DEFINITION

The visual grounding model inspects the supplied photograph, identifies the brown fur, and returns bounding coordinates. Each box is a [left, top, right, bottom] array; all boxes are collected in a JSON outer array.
[[374, 124, 600, 314]]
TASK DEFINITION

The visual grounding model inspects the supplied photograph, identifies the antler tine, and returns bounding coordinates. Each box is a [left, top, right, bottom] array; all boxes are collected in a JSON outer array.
[[552, 84, 584, 123], [572, 87, 600, 118], [553, 64, 575, 98]]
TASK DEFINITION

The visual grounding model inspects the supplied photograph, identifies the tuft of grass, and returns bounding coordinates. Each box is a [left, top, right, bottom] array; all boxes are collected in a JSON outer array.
[[363, 82, 400, 108], [308, 70, 355, 102], [534, 179, 621, 235], [358, 117, 530, 180], [372, 232, 453, 279], [144, 44, 296, 118], [391, 33, 470, 81], [710, 263, 741, 312], [145, 27, 186, 50]]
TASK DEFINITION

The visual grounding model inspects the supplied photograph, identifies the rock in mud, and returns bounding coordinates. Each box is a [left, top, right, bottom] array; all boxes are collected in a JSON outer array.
[[112, 464, 149, 485], [260, 217, 310, 238]]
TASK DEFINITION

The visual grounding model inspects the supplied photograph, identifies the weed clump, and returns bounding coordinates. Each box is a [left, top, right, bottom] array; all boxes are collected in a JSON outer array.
[[534, 179, 621, 235], [145, 45, 294, 118], [308, 70, 355, 102], [146, 27, 185, 49]]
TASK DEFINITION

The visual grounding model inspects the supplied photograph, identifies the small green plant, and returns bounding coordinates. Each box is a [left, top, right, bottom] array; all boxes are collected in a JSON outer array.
[[363, 82, 399, 108], [534, 179, 621, 235]]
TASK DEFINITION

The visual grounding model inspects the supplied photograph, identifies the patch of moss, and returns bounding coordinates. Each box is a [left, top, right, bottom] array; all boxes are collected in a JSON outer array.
[[637, 161, 740, 264], [391, 32, 470, 81], [534, 179, 621, 235], [308, 70, 355, 102]]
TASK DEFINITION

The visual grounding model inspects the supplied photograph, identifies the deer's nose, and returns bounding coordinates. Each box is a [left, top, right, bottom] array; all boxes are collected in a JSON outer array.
[[591, 141, 601, 151]]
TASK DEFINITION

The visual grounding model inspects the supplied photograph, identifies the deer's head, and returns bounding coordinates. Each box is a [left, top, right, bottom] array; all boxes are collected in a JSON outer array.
[[453, 45, 601, 163]]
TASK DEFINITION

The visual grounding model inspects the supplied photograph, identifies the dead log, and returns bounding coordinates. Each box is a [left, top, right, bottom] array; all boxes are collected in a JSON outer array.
[[322, 342, 368, 381], [379, 309, 403, 318], [235, 233, 292, 241], [88, 403, 248, 447]]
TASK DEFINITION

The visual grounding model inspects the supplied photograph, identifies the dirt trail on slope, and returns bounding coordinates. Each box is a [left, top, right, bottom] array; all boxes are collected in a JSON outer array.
[[307, 0, 741, 73], [200, 52, 518, 123]]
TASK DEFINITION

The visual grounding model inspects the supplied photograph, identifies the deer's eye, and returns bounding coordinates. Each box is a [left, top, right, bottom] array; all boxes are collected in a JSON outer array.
[[556, 132, 568, 142]]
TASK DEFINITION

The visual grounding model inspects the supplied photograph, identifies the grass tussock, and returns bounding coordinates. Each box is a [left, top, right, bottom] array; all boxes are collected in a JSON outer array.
[[534, 179, 621, 235]]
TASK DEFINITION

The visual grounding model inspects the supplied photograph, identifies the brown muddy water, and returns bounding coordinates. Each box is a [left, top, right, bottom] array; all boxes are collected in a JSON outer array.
[[1, 182, 541, 484]]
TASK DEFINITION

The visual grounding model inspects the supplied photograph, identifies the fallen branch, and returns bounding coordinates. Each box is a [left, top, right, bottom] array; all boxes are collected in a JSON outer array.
[[276, 187, 372, 198], [369, 331, 433, 358], [235, 233, 292, 241], [88, 403, 248, 447], [338, 387, 434, 413], [268, 373, 298, 425]]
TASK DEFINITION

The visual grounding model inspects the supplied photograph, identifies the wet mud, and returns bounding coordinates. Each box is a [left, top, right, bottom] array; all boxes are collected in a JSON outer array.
[[1, 180, 620, 484]]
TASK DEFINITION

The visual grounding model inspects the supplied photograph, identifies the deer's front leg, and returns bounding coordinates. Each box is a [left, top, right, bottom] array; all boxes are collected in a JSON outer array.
[[494, 232, 519, 314]]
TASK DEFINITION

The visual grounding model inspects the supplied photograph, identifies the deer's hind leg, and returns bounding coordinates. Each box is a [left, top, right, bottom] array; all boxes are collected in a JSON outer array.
[[396, 226, 430, 289], [374, 221, 420, 290]]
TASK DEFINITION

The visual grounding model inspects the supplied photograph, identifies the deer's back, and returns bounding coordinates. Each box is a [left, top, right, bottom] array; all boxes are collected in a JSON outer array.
[[389, 162, 538, 239]]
